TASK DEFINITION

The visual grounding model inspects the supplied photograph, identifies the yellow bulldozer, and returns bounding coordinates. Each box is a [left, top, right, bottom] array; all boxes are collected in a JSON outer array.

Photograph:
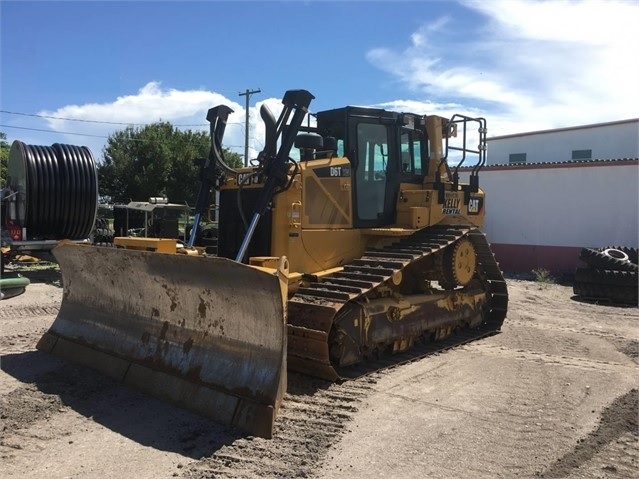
[[37, 89, 508, 438]]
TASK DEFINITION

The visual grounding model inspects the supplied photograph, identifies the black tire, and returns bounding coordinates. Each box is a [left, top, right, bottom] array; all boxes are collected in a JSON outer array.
[[601, 248, 629, 262], [202, 227, 218, 239], [574, 268, 638, 288], [573, 280, 638, 306], [624, 247, 638, 265], [606, 246, 638, 265], [579, 247, 638, 272]]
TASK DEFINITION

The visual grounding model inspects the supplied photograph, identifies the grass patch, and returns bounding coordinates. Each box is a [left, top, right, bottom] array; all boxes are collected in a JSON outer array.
[[532, 267, 554, 284]]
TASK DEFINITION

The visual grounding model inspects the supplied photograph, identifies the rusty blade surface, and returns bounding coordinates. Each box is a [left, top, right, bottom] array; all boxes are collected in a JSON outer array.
[[37, 243, 287, 438]]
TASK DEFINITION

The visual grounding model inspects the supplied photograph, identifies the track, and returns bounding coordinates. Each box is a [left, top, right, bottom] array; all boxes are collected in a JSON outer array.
[[287, 225, 509, 380], [185, 372, 378, 479]]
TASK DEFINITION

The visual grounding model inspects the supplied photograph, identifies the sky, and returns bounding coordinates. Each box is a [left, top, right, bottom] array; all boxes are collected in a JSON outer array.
[[1, 0, 638, 163]]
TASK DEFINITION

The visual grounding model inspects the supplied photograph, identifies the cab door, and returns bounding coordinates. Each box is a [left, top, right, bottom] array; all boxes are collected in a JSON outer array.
[[349, 118, 399, 228]]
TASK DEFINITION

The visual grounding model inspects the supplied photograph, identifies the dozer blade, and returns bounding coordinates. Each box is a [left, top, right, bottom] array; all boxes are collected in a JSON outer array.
[[37, 243, 289, 438]]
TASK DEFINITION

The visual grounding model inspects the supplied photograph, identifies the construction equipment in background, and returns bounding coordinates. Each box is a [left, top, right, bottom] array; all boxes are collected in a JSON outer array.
[[38, 89, 508, 438], [112, 198, 189, 238], [94, 198, 219, 250]]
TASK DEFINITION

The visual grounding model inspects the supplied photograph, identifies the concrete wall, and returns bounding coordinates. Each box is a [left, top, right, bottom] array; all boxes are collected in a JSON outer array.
[[461, 160, 639, 274], [487, 120, 639, 165]]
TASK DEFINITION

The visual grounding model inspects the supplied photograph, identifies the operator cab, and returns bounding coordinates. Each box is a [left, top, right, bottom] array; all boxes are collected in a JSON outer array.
[[312, 107, 429, 228]]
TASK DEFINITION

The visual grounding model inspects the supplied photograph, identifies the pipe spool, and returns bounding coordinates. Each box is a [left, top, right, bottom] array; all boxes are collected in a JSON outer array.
[[6, 141, 98, 240]]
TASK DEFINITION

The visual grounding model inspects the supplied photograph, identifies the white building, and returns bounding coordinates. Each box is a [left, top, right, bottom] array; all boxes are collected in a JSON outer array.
[[465, 159, 638, 275], [487, 118, 639, 165], [460, 118, 639, 275]]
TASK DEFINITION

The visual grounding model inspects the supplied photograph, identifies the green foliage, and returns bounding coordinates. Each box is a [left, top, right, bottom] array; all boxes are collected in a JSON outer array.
[[97, 122, 242, 205], [532, 267, 553, 284], [222, 149, 243, 169], [0, 132, 9, 188]]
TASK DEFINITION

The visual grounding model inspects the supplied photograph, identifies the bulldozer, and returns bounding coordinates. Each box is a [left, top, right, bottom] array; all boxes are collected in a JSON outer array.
[[37, 89, 508, 438]]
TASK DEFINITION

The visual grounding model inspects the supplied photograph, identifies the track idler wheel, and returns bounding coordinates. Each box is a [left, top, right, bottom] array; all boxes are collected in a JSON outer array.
[[439, 238, 477, 290]]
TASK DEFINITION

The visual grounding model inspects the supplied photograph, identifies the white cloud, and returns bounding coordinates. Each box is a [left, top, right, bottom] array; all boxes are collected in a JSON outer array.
[[35, 82, 250, 160], [373, 98, 474, 117], [47, 82, 237, 125], [32, 82, 312, 165], [366, 0, 639, 136]]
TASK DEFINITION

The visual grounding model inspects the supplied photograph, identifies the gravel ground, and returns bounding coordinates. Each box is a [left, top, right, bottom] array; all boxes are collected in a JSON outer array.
[[1, 262, 637, 479]]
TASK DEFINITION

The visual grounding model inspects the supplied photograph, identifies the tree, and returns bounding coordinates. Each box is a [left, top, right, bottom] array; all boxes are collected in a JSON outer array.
[[0, 132, 9, 188], [220, 149, 243, 169], [98, 122, 243, 205]]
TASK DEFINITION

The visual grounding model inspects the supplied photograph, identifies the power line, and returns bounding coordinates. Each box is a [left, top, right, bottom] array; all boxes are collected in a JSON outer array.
[[0, 124, 245, 148], [0, 110, 244, 127], [1, 124, 110, 138]]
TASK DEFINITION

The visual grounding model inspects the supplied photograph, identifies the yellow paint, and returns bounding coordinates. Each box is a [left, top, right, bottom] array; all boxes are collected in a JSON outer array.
[[113, 237, 177, 254]]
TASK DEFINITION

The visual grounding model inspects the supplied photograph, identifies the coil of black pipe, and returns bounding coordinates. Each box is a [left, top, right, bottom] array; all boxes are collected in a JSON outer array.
[[6, 140, 98, 240]]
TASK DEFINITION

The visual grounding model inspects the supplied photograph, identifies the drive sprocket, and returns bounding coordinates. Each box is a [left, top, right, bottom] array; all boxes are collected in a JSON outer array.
[[440, 238, 477, 290]]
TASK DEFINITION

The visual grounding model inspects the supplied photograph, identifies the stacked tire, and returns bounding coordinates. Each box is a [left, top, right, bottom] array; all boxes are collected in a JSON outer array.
[[574, 247, 638, 306]]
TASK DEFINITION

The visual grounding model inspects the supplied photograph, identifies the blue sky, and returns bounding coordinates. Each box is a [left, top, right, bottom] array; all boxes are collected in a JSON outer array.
[[1, 0, 638, 161]]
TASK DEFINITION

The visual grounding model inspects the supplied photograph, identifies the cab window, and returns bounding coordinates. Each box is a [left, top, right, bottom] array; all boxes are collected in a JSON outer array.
[[356, 123, 390, 220]]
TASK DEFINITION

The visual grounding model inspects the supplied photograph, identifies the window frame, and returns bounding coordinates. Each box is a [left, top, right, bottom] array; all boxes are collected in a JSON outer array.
[[508, 153, 527, 164], [571, 149, 592, 160]]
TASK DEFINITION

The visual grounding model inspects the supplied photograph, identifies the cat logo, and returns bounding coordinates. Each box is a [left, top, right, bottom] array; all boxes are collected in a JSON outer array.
[[468, 197, 483, 215], [237, 173, 264, 186]]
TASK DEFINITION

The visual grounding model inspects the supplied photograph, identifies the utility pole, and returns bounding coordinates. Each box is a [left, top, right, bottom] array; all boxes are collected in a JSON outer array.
[[239, 88, 261, 166]]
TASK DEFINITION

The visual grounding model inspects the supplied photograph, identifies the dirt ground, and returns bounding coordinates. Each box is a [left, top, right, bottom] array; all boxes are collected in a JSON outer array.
[[1, 262, 637, 479]]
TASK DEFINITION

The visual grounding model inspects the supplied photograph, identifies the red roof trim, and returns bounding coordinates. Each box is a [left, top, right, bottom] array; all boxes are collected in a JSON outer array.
[[458, 158, 638, 171]]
